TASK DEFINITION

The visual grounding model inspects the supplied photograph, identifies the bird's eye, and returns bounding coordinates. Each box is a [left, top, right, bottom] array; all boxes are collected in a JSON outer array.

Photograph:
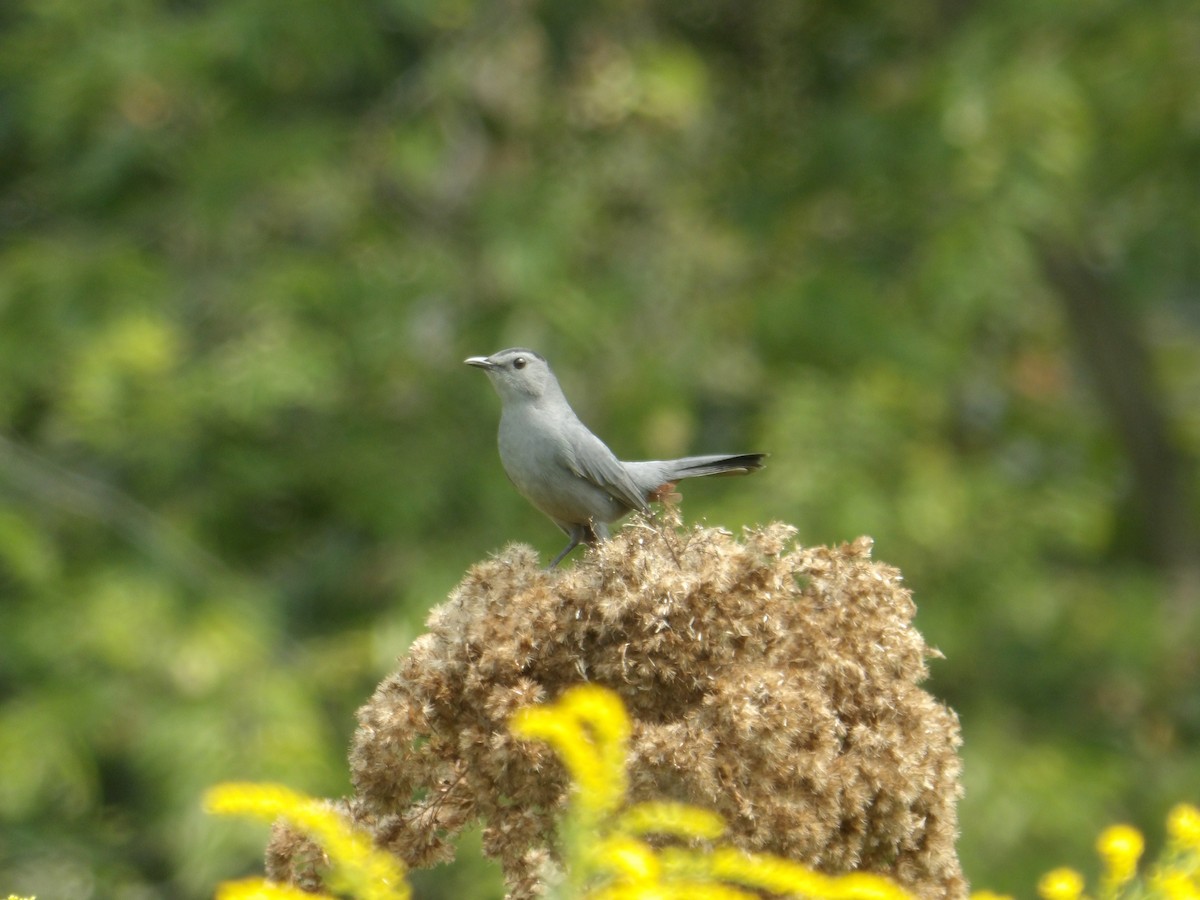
[[513, 357, 526, 369]]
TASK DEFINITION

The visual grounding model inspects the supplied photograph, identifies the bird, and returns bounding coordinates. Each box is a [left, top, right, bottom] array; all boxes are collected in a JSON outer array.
[[466, 348, 765, 567]]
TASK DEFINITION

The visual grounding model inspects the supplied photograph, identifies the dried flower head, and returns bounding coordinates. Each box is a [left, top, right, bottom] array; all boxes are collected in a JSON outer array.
[[269, 522, 966, 898]]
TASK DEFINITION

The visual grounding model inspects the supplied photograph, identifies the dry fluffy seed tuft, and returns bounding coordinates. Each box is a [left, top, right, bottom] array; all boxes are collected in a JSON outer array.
[[265, 818, 331, 894], [269, 522, 966, 898]]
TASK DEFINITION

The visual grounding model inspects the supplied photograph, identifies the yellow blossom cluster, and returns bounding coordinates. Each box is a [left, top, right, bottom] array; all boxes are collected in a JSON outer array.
[[204, 684, 917, 900], [202, 686, 1200, 900], [1022, 804, 1200, 900], [204, 782, 409, 900], [510, 684, 916, 900]]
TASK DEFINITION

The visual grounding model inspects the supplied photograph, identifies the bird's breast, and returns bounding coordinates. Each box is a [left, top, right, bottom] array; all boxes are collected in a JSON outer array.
[[497, 408, 628, 526]]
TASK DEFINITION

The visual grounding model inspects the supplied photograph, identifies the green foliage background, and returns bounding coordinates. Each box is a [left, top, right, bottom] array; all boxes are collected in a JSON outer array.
[[1, 0, 1197, 897]]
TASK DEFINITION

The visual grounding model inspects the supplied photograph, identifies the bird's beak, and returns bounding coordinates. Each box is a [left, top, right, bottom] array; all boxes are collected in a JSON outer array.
[[464, 356, 494, 370]]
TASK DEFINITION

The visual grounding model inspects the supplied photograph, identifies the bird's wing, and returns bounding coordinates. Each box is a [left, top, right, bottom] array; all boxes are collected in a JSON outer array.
[[563, 427, 651, 514]]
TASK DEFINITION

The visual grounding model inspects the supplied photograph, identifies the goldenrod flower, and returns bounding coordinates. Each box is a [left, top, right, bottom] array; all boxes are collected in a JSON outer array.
[[618, 801, 727, 841], [1151, 871, 1200, 900], [214, 877, 320, 899], [510, 684, 630, 820], [204, 782, 409, 900], [594, 835, 662, 882], [656, 846, 913, 899], [970, 892, 1015, 900], [1096, 823, 1144, 886], [1167, 804, 1200, 851], [508, 685, 916, 900], [587, 884, 759, 900], [588, 884, 759, 900], [1038, 867, 1085, 900]]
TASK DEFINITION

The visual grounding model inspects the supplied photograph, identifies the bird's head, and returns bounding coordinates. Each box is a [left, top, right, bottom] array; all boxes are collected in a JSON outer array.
[[465, 348, 557, 403]]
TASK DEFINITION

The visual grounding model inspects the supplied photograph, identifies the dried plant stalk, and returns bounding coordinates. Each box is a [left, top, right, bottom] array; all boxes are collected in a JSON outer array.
[[269, 521, 966, 899]]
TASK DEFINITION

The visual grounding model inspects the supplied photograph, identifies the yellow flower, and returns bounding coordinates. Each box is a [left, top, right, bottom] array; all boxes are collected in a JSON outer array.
[[587, 884, 758, 900], [1096, 823, 1143, 885], [595, 835, 662, 883], [1151, 871, 1200, 900], [510, 684, 631, 820], [1167, 804, 1200, 851], [204, 783, 409, 900], [618, 801, 727, 841], [510, 685, 916, 900], [214, 878, 320, 899], [661, 846, 914, 899], [1038, 867, 1085, 900]]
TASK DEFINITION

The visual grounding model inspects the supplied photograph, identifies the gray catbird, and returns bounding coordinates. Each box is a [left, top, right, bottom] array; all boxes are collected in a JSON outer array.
[[466, 348, 765, 567]]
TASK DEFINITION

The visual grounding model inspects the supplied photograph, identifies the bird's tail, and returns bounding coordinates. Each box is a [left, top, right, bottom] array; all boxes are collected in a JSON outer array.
[[660, 453, 767, 480], [622, 454, 765, 500]]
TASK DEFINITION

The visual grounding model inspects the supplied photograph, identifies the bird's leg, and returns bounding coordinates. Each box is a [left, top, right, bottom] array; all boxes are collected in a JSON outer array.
[[547, 520, 611, 569], [546, 538, 579, 569], [547, 523, 589, 569]]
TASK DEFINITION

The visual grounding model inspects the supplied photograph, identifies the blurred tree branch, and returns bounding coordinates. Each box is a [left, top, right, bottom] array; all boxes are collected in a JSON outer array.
[[0, 432, 231, 588], [1039, 242, 1200, 607]]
